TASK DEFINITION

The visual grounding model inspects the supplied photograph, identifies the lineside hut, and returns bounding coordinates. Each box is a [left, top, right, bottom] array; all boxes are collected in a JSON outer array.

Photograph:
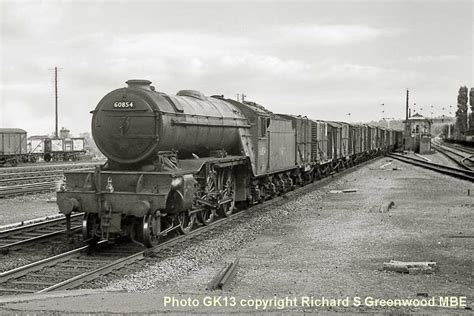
[[404, 113, 432, 154]]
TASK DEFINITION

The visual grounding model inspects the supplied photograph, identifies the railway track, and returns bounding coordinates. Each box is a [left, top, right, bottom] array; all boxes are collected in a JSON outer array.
[[0, 170, 67, 181], [0, 201, 274, 294], [441, 141, 474, 155], [386, 153, 474, 182], [431, 141, 474, 170], [0, 174, 62, 185], [0, 182, 60, 198], [0, 155, 378, 295], [0, 214, 83, 253], [0, 163, 102, 198], [0, 205, 257, 294], [0, 162, 101, 175]]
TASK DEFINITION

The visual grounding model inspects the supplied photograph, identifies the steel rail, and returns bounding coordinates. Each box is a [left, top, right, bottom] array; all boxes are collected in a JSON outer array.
[[0, 213, 83, 251], [0, 227, 82, 252], [1, 201, 268, 293], [207, 258, 240, 290], [0, 182, 59, 198], [0, 245, 91, 283], [1, 193, 276, 293], [431, 143, 473, 170], [0, 170, 64, 180], [439, 140, 474, 155], [386, 153, 474, 182], [0, 213, 83, 236], [433, 139, 474, 156], [0, 167, 96, 181], [433, 143, 465, 158], [0, 175, 62, 185], [39, 208, 254, 292], [0, 162, 102, 175]]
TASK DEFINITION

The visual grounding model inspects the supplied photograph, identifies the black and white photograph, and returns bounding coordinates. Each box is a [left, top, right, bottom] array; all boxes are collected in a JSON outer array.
[[0, 0, 472, 314]]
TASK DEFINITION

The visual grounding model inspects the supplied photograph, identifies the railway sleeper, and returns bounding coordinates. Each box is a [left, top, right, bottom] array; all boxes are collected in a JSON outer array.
[[0, 287, 35, 293], [10, 280, 56, 286], [49, 269, 86, 274], [55, 263, 102, 269], [69, 258, 115, 263], [24, 273, 59, 278], [21, 232, 48, 237]]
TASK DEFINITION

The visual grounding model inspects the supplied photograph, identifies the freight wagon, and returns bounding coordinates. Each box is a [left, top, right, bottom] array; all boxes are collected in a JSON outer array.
[[0, 128, 31, 166], [28, 136, 85, 162], [0, 128, 87, 166]]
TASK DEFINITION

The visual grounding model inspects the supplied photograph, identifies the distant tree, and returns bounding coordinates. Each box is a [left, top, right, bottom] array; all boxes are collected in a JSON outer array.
[[454, 86, 468, 136], [469, 87, 474, 131], [79, 132, 102, 157], [439, 124, 449, 138]]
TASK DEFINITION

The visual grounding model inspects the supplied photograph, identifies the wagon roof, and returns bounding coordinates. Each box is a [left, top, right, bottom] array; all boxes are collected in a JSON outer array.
[[333, 121, 351, 126], [0, 128, 27, 133], [28, 135, 50, 139], [242, 101, 273, 115], [276, 113, 309, 120], [327, 121, 342, 128]]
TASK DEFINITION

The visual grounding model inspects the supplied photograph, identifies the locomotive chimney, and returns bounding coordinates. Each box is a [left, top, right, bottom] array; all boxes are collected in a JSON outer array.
[[126, 79, 152, 90]]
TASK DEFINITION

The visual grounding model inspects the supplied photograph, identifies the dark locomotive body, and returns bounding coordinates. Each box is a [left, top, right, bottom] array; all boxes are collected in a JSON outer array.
[[57, 80, 402, 247]]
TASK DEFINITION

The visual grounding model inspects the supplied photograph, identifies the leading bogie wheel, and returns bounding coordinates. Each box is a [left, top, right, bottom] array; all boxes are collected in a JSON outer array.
[[82, 213, 99, 241], [218, 168, 236, 217], [143, 211, 161, 247]]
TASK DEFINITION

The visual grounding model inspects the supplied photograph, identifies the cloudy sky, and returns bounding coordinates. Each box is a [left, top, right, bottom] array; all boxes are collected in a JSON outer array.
[[1, 0, 472, 136]]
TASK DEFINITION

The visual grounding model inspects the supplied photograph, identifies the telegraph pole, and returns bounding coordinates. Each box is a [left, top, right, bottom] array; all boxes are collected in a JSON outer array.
[[54, 67, 58, 138], [406, 89, 409, 121], [403, 89, 410, 150]]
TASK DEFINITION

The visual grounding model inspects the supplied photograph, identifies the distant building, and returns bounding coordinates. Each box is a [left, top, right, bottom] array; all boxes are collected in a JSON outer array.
[[403, 113, 432, 154], [60, 127, 71, 139]]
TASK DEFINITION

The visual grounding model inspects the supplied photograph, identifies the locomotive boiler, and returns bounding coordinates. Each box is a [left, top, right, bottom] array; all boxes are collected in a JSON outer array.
[[92, 79, 249, 166]]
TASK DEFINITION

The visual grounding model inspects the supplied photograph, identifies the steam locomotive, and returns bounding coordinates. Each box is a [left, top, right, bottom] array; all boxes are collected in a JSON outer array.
[[57, 79, 402, 247]]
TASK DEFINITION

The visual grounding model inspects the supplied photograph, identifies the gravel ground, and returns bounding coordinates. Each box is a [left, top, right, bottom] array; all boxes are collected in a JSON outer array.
[[104, 157, 473, 313], [0, 233, 82, 273], [0, 192, 75, 273], [80, 164, 353, 290], [103, 202, 297, 291], [0, 253, 48, 273], [0, 157, 472, 314], [0, 193, 59, 228], [79, 159, 396, 292]]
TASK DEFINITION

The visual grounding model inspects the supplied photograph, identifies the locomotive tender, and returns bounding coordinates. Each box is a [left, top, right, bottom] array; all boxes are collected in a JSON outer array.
[[57, 79, 401, 247]]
